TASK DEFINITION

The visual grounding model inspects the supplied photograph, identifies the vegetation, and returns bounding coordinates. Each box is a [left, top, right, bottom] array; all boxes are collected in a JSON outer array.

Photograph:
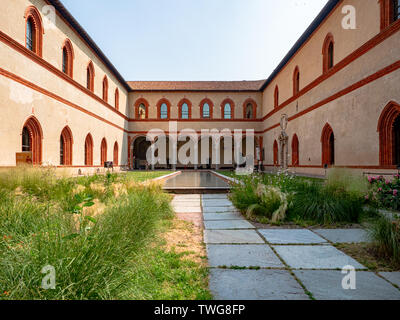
[[227, 169, 367, 225], [0, 167, 207, 300], [366, 174, 400, 211]]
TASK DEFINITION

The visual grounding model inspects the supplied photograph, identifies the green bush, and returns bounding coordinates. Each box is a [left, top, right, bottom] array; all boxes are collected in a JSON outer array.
[[288, 181, 363, 224], [369, 215, 400, 265]]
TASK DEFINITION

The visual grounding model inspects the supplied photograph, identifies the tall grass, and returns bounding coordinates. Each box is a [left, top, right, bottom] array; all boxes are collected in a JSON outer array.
[[369, 215, 400, 265], [0, 168, 175, 299]]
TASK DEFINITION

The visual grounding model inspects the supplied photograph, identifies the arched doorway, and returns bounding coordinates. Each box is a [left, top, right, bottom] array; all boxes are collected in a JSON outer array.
[[60, 126, 73, 166], [378, 101, 400, 166], [132, 136, 151, 169], [321, 123, 335, 166], [21, 116, 42, 165]]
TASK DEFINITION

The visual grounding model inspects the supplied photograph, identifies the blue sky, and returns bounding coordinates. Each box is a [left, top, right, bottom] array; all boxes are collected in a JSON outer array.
[[60, 0, 329, 81]]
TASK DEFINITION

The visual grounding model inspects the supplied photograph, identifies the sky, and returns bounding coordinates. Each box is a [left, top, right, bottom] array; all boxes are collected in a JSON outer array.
[[60, 0, 330, 81]]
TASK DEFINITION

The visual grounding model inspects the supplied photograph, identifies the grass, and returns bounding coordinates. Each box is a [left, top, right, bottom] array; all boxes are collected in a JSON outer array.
[[0, 167, 208, 300], [125, 171, 173, 182]]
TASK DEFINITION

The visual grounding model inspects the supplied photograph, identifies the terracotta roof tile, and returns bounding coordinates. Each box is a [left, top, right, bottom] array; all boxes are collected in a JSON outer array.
[[127, 80, 266, 92]]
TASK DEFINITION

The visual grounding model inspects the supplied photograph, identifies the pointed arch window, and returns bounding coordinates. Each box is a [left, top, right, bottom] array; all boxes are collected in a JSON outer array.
[[292, 134, 299, 167], [25, 6, 43, 57], [22, 116, 43, 165], [157, 99, 171, 119], [243, 99, 257, 119], [102, 77, 109, 102], [380, 0, 400, 30], [84, 134, 93, 166], [115, 88, 119, 110], [274, 86, 279, 109], [86, 62, 95, 92], [221, 99, 234, 119], [273, 140, 279, 166], [113, 142, 119, 165], [178, 99, 192, 119], [202, 103, 210, 118], [60, 126, 73, 166], [135, 98, 149, 119], [322, 34, 334, 73], [378, 101, 400, 165], [293, 67, 300, 96], [61, 39, 74, 78], [100, 138, 107, 165]]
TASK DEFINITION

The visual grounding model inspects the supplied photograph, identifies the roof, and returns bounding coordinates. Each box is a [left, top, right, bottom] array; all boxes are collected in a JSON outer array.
[[127, 80, 266, 92], [260, 0, 340, 90], [47, 0, 131, 91]]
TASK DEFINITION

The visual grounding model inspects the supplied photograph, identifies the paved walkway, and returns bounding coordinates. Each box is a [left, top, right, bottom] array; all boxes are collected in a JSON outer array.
[[172, 193, 400, 300], [193, 193, 400, 300]]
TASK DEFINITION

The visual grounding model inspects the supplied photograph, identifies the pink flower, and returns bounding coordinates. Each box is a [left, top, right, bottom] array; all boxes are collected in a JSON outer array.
[[394, 190, 398, 196], [365, 195, 369, 200], [378, 188, 383, 192]]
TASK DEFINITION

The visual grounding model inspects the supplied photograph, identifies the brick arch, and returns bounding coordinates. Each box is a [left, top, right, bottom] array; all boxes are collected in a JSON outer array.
[[100, 138, 107, 165], [274, 85, 279, 109], [178, 98, 192, 119], [114, 88, 119, 111], [291, 134, 299, 167], [322, 33, 334, 73], [24, 6, 44, 57], [86, 61, 95, 92], [321, 123, 335, 166], [378, 101, 400, 166], [243, 98, 257, 119], [102, 76, 109, 102], [84, 133, 94, 166], [273, 140, 278, 166], [22, 116, 43, 165], [380, 0, 399, 30], [221, 98, 235, 119], [200, 98, 214, 119], [62, 39, 74, 78], [293, 66, 300, 96], [113, 141, 119, 165], [134, 98, 149, 119], [157, 98, 171, 119], [60, 126, 73, 166]]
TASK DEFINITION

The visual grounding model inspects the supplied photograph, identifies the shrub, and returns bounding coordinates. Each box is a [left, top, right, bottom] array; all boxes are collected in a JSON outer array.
[[369, 215, 400, 265], [288, 181, 363, 224], [367, 175, 400, 211]]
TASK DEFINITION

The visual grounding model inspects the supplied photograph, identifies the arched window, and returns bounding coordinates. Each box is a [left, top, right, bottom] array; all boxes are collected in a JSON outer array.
[[115, 88, 119, 110], [86, 61, 95, 92], [60, 126, 73, 166], [84, 134, 93, 166], [135, 98, 149, 119], [113, 142, 119, 165], [321, 123, 335, 166], [102, 76, 108, 102], [61, 39, 74, 78], [293, 67, 300, 96], [292, 134, 299, 167], [380, 0, 400, 30], [178, 99, 191, 119], [274, 86, 279, 109], [322, 34, 334, 73], [25, 6, 43, 56], [243, 99, 257, 119], [157, 99, 171, 119], [378, 101, 400, 165], [100, 138, 107, 165], [22, 116, 43, 165], [221, 99, 234, 119], [200, 99, 213, 119], [273, 140, 279, 166]]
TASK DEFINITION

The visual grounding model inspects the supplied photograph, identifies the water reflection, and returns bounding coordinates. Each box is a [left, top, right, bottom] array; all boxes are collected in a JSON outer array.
[[163, 171, 229, 189]]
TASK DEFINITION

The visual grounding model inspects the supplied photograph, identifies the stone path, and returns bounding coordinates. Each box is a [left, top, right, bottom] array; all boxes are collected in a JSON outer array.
[[199, 194, 400, 300]]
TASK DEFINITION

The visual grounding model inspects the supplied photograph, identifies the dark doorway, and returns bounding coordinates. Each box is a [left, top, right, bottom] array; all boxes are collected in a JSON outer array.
[[329, 132, 335, 165], [393, 116, 400, 165]]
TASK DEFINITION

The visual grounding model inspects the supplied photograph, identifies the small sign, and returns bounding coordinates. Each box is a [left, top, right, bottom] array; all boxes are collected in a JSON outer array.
[[16, 152, 33, 165]]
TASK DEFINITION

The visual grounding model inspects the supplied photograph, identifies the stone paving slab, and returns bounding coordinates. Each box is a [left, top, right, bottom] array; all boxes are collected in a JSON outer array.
[[273, 245, 366, 270], [174, 195, 201, 200], [312, 229, 370, 243], [204, 230, 265, 244], [207, 244, 284, 268], [379, 272, 400, 287], [202, 200, 233, 207], [173, 206, 202, 213], [294, 270, 400, 300], [202, 194, 229, 200], [203, 212, 243, 221], [204, 220, 255, 230], [259, 229, 327, 244], [209, 269, 309, 300], [203, 206, 238, 213]]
